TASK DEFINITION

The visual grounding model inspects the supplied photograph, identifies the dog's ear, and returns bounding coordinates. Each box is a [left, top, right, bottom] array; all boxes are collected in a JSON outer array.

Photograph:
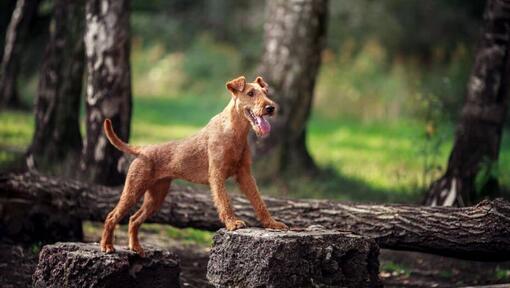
[[255, 76, 268, 89], [226, 76, 246, 94]]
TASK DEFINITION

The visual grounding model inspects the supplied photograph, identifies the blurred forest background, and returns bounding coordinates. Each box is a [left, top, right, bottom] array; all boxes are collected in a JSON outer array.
[[0, 0, 508, 204], [3, 1, 510, 286]]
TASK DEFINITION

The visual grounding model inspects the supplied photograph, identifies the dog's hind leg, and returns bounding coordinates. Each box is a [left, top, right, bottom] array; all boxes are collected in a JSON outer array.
[[127, 179, 170, 256], [100, 159, 151, 253]]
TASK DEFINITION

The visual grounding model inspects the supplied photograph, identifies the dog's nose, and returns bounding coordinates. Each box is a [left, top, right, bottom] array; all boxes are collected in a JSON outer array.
[[265, 105, 275, 115]]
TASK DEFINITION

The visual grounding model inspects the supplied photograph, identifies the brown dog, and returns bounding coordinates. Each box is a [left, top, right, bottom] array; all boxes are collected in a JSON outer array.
[[100, 76, 288, 256]]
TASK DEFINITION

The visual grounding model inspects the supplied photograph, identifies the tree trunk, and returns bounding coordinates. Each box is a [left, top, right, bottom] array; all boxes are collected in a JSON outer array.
[[0, 1, 17, 58], [81, 0, 132, 186], [251, 0, 328, 176], [2, 172, 510, 261], [0, 0, 40, 109], [424, 0, 510, 207], [207, 228, 381, 288], [33, 242, 180, 288], [27, 0, 85, 173]]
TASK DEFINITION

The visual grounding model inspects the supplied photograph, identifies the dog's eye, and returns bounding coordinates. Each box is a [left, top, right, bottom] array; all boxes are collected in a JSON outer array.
[[247, 91, 254, 97]]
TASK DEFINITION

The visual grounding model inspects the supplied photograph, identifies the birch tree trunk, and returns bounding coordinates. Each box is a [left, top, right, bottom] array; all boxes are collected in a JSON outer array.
[[81, 0, 132, 186], [425, 0, 510, 206], [27, 0, 85, 173], [0, 0, 40, 109], [251, 0, 328, 176]]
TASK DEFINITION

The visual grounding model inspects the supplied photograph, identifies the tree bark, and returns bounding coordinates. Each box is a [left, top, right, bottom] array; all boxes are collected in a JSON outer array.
[[425, 0, 510, 206], [81, 0, 132, 186], [33, 242, 180, 288], [251, 0, 328, 176], [0, 0, 40, 109], [2, 172, 510, 261], [207, 228, 381, 288], [27, 0, 85, 173], [0, 1, 17, 58]]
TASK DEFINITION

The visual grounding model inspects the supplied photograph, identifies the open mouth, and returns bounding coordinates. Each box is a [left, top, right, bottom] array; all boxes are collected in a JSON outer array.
[[245, 108, 271, 137]]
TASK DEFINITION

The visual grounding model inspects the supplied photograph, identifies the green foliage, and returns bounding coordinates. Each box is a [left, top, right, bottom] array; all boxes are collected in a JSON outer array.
[[182, 34, 242, 89], [328, 0, 483, 59], [316, 39, 472, 122], [381, 261, 411, 277], [495, 267, 510, 281], [416, 123, 449, 192], [475, 158, 501, 198], [30, 242, 43, 255], [131, 43, 187, 98]]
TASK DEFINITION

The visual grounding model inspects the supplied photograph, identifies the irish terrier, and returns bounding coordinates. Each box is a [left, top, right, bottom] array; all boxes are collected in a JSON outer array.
[[100, 76, 288, 256]]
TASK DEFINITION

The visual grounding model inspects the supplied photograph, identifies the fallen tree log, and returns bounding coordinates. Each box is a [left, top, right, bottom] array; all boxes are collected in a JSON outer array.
[[1, 172, 510, 261]]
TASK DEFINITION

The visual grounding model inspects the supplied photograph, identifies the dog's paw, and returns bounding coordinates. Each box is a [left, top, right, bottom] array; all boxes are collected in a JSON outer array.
[[263, 220, 289, 230], [129, 243, 145, 257], [101, 243, 115, 254], [225, 219, 247, 231]]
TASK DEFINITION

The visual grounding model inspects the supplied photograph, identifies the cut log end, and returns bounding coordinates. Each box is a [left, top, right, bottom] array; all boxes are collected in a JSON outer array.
[[207, 227, 382, 288], [32, 242, 180, 288]]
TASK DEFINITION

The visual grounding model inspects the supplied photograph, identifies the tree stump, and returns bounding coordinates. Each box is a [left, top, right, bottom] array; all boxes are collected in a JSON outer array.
[[32, 242, 180, 288], [207, 228, 382, 288]]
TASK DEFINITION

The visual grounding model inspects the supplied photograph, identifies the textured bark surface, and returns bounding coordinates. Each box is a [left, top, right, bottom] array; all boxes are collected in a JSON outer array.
[[81, 0, 132, 186], [0, 244, 38, 288], [425, 0, 510, 206], [2, 172, 510, 261], [252, 0, 328, 176], [0, 1, 17, 56], [0, 0, 40, 109], [207, 228, 381, 288], [32, 242, 180, 288], [27, 0, 84, 172]]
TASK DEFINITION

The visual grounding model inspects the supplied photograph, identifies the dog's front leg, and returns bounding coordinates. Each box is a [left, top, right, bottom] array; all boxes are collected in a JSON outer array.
[[209, 171, 246, 231], [236, 152, 288, 230]]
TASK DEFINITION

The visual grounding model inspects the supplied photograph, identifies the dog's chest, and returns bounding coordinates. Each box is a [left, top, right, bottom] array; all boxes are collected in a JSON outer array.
[[223, 142, 244, 163], [220, 138, 246, 175]]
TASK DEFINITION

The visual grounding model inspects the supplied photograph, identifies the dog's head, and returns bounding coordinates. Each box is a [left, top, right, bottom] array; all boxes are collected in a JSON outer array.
[[226, 75, 277, 138]]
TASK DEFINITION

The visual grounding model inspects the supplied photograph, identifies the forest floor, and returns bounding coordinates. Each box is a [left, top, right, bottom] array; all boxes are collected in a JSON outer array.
[[3, 222, 510, 288]]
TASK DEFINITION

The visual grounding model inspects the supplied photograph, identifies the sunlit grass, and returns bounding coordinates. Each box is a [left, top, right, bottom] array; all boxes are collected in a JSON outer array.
[[82, 221, 213, 247], [0, 111, 33, 147], [308, 117, 453, 194], [1, 97, 510, 203]]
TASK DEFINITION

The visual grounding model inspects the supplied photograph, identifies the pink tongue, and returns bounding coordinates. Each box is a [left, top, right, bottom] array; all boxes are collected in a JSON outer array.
[[256, 116, 271, 135]]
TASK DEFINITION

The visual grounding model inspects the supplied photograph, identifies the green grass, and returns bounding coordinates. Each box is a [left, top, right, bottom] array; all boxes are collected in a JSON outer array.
[[0, 110, 33, 167], [82, 221, 214, 246], [495, 267, 510, 281], [161, 225, 213, 245], [381, 261, 411, 277], [2, 94, 510, 203], [305, 116, 452, 201]]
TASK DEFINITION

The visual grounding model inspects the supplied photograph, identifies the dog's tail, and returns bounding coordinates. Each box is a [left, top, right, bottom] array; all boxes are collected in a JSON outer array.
[[103, 119, 140, 156]]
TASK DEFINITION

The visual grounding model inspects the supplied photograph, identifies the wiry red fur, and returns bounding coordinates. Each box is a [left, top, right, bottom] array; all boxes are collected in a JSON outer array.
[[100, 76, 288, 256]]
